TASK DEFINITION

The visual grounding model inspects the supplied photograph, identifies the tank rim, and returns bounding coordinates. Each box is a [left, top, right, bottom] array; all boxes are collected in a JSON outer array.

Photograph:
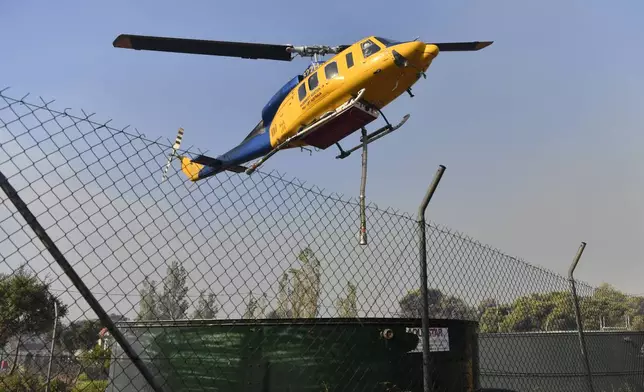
[[115, 317, 479, 328]]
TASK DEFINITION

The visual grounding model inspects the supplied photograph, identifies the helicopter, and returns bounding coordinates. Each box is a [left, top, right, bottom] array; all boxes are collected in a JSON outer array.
[[112, 33, 492, 244], [113, 34, 492, 178]]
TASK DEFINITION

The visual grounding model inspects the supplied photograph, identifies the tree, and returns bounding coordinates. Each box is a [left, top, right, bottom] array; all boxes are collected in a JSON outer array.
[[136, 261, 190, 321], [265, 247, 325, 319], [274, 272, 290, 318], [290, 247, 321, 318], [398, 288, 474, 319], [243, 291, 268, 319], [60, 319, 103, 353], [472, 284, 644, 333], [628, 296, 644, 316], [156, 260, 190, 320], [136, 277, 158, 321], [581, 283, 631, 329], [0, 266, 68, 374], [631, 315, 644, 331], [498, 294, 552, 332], [477, 298, 499, 318], [191, 289, 219, 319], [77, 343, 112, 379], [399, 288, 442, 318], [479, 304, 511, 333], [335, 281, 358, 317]]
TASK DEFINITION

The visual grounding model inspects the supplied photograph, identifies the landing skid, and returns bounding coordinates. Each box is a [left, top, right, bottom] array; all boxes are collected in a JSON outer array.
[[335, 113, 410, 159], [245, 88, 368, 175]]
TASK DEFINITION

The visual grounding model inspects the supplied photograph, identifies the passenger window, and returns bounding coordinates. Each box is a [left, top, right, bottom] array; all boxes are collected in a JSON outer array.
[[298, 83, 306, 101], [308, 72, 319, 90], [325, 61, 339, 80], [346, 52, 354, 68], [361, 39, 380, 58]]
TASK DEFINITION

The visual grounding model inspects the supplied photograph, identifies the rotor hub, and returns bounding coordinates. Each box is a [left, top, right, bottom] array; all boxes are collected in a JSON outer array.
[[287, 45, 345, 58]]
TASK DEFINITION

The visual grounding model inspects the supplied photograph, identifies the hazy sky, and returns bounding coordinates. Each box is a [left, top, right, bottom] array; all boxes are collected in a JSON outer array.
[[2, 0, 643, 296]]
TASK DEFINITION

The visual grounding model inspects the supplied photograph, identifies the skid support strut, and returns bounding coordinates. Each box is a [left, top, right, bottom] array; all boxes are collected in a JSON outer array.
[[335, 114, 410, 159], [359, 127, 368, 245]]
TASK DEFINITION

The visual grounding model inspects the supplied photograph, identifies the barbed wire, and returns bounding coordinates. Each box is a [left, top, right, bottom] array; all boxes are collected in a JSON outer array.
[[1, 88, 642, 392]]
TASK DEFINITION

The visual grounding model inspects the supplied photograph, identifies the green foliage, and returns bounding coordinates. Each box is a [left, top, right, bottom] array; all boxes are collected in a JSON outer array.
[[0, 373, 72, 392], [137, 277, 158, 321], [49, 378, 70, 392], [335, 281, 358, 317], [0, 266, 68, 346], [631, 315, 644, 331], [290, 247, 322, 318], [137, 260, 190, 321], [243, 291, 268, 319], [78, 344, 111, 371], [0, 372, 41, 392], [397, 283, 644, 333], [398, 288, 475, 319], [191, 289, 219, 319], [479, 305, 511, 333], [59, 319, 102, 352], [71, 380, 108, 392], [265, 247, 323, 319], [272, 272, 291, 318], [478, 284, 644, 333]]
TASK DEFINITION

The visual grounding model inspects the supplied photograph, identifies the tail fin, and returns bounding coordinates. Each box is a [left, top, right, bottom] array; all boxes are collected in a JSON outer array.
[[180, 156, 204, 182], [180, 154, 249, 182], [162, 126, 250, 182]]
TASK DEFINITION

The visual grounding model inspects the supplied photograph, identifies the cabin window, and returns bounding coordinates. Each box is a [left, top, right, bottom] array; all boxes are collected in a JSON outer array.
[[346, 52, 354, 68], [325, 61, 339, 80], [361, 39, 380, 58], [298, 83, 307, 101], [308, 72, 319, 90]]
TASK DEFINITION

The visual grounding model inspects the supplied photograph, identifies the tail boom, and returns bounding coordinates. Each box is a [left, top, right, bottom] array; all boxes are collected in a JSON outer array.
[[179, 129, 273, 181]]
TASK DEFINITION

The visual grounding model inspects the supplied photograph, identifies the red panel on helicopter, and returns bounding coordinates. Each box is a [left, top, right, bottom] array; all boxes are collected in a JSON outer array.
[[302, 105, 378, 150]]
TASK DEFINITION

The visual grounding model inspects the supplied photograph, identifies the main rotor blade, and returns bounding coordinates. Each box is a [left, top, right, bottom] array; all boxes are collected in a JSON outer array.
[[113, 34, 294, 61], [428, 41, 493, 52]]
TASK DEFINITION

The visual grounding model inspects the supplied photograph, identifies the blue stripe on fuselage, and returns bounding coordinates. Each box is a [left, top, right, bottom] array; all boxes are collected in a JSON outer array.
[[197, 129, 272, 178]]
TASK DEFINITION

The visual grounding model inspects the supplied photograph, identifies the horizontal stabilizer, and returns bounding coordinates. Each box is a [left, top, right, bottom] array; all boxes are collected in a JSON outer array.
[[429, 41, 493, 51], [192, 154, 247, 173], [192, 154, 223, 167], [224, 165, 247, 173]]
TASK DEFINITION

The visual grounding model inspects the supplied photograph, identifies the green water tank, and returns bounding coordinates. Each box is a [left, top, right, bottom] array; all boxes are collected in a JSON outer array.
[[108, 318, 479, 392]]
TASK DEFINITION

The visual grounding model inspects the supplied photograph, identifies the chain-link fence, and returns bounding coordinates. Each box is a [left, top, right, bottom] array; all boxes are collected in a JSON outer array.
[[1, 88, 643, 392]]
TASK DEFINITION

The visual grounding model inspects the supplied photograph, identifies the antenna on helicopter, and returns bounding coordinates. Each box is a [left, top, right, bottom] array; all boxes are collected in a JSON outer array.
[[162, 127, 184, 182]]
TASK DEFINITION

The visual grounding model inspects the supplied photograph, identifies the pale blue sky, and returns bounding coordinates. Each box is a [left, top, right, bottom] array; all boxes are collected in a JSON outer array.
[[2, 0, 644, 295]]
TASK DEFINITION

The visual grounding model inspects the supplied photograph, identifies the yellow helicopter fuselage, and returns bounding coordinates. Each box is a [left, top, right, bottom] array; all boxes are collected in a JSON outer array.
[[270, 36, 439, 148]]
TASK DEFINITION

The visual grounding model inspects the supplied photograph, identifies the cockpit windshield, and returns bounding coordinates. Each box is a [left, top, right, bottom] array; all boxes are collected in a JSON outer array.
[[374, 37, 404, 47]]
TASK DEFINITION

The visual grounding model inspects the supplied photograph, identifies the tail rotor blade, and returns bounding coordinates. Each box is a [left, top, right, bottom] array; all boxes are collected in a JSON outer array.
[[162, 127, 184, 182]]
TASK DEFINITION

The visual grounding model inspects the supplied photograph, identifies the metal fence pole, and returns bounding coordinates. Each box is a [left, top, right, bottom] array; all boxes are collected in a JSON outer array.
[[0, 170, 166, 392], [417, 164, 446, 392], [45, 301, 58, 392], [568, 241, 595, 392]]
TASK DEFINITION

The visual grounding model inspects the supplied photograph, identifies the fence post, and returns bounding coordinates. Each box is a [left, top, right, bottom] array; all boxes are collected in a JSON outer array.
[[568, 241, 595, 392], [45, 301, 58, 392], [417, 164, 446, 392], [0, 170, 166, 392]]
